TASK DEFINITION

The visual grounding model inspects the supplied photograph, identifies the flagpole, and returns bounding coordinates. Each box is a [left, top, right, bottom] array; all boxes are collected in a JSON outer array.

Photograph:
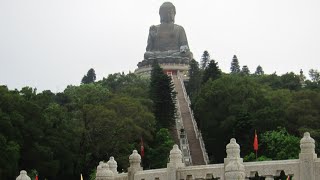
[[253, 130, 258, 161], [255, 150, 257, 161]]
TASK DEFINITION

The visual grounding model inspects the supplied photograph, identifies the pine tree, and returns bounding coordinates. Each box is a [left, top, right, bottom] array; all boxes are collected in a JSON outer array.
[[241, 65, 250, 76], [81, 68, 96, 84], [187, 59, 202, 98], [150, 61, 176, 128], [309, 69, 320, 83], [254, 65, 264, 75], [230, 55, 240, 74], [202, 60, 222, 84], [200, 50, 210, 69]]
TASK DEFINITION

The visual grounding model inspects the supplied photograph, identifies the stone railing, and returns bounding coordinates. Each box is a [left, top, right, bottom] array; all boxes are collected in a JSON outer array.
[[173, 75, 193, 166], [16, 132, 320, 180], [177, 72, 210, 165], [134, 63, 190, 75], [137, 57, 190, 68]]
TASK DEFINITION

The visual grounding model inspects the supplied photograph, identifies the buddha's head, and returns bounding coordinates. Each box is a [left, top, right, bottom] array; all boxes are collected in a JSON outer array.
[[159, 2, 176, 23]]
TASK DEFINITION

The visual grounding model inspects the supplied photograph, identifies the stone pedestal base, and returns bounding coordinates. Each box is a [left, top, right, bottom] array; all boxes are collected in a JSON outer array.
[[135, 58, 190, 78]]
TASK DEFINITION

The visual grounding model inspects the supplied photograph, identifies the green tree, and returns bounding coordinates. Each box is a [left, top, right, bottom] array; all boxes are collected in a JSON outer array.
[[81, 68, 97, 84], [252, 73, 282, 89], [194, 75, 266, 162], [0, 70, 176, 179], [202, 60, 222, 84], [150, 61, 176, 128], [200, 50, 210, 69], [253, 89, 292, 132], [33, 90, 56, 110], [99, 72, 150, 98], [309, 69, 320, 83], [39, 103, 78, 179], [254, 65, 264, 75], [230, 55, 240, 74], [285, 90, 320, 151], [279, 72, 301, 91], [260, 128, 300, 160], [187, 59, 202, 99], [63, 82, 155, 178], [304, 79, 320, 90], [0, 135, 20, 179], [146, 128, 174, 168], [241, 65, 250, 75], [20, 86, 37, 100]]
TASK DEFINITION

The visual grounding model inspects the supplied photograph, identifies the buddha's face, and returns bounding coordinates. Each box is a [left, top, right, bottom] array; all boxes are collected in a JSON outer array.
[[159, 3, 176, 23], [160, 7, 175, 23]]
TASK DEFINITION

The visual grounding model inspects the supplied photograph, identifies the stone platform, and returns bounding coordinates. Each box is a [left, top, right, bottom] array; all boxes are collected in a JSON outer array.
[[134, 62, 189, 77]]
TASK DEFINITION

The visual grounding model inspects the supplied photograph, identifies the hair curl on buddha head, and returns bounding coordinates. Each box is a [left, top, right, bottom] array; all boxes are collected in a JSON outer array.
[[159, 2, 176, 23]]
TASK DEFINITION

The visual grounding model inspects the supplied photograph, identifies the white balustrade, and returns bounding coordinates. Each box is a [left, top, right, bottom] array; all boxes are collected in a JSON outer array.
[[89, 132, 318, 180], [177, 71, 210, 165]]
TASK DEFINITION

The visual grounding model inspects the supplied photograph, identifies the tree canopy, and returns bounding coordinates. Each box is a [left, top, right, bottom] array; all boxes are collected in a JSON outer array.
[[1, 54, 320, 179], [191, 67, 320, 163], [150, 61, 176, 129], [81, 68, 97, 84], [230, 55, 240, 74], [0, 72, 175, 180], [200, 50, 210, 69]]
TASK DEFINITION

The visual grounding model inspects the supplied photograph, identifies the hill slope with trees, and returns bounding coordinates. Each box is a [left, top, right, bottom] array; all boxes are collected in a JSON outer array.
[[188, 51, 320, 163], [0, 68, 175, 180]]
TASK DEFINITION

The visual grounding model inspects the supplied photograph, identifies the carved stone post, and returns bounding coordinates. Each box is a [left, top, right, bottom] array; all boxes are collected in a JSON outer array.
[[167, 144, 185, 180], [96, 162, 114, 180], [299, 132, 317, 180], [107, 156, 118, 174], [224, 138, 246, 180], [128, 150, 142, 180], [16, 170, 31, 180], [96, 161, 104, 178]]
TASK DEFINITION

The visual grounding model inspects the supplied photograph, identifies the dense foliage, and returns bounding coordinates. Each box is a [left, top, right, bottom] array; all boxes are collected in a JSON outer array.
[[81, 68, 97, 84], [1, 53, 320, 179], [0, 72, 174, 180], [188, 54, 320, 163]]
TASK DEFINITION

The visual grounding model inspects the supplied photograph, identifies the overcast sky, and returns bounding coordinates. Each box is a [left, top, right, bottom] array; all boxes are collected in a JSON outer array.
[[1, 0, 319, 92]]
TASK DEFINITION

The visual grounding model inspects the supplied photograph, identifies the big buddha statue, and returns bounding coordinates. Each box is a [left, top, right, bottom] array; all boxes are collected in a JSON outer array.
[[137, 2, 193, 68]]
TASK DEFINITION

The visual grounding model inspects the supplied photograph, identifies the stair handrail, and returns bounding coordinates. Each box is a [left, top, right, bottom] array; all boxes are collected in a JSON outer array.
[[172, 76, 193, 165], [177, 72, 210, 165], [177, 74, 199, 139]]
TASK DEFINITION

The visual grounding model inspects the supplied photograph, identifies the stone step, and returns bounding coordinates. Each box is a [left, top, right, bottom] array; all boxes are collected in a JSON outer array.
[[172, 75, 206, 165]]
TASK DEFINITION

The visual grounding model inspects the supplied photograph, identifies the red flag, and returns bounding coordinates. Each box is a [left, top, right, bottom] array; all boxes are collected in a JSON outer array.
[[35, 175, 38, 180], [253, 130, 258, 151], [140, 137, 145, 158]]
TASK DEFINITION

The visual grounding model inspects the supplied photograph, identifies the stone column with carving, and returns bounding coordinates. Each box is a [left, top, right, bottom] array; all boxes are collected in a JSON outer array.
[[299, 132, 317, 180], [96, 161, 104, 178], [167, 144, 185, 180], [128, 150, 142, 180], [96, 162, 114, 180], [107, 156, 118, 174], [224, 138, 246, 180], [16, 170, 31, 180]]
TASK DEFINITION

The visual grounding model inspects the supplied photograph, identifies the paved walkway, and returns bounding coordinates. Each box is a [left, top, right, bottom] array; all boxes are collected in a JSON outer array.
[[172, 75, 205, 165]]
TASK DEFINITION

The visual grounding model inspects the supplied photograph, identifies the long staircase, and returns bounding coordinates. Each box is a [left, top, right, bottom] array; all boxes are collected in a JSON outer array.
[[172, 73, 209, 165]]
